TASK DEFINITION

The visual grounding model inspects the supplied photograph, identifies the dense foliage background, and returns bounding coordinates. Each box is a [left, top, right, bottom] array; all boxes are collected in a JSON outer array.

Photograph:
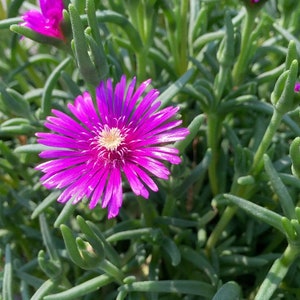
[[1, 0, 300, 299]]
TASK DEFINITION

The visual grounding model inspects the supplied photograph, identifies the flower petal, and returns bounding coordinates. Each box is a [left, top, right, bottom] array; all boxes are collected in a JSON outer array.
[[103, 168, 123, 218], [123, 163, 149, 198]]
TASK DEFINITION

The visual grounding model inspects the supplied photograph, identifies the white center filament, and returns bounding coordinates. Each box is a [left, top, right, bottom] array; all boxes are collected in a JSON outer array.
[[98, 125, 124, 151]]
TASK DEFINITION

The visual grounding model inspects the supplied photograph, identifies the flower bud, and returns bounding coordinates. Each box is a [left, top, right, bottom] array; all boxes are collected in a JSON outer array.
[[290, 137, 300, 179]]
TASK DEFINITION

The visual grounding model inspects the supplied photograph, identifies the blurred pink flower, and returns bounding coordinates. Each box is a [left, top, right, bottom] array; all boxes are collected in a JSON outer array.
[[294, 82, 300, 92], [21, 0, 64, 39], [36, 76, 189, 218]]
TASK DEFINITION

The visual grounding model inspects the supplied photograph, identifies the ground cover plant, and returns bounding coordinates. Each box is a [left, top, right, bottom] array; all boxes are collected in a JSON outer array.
[[1, 0, 300, 299]]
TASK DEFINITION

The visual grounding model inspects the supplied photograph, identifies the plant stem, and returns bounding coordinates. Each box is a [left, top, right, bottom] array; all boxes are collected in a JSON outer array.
[[254, 244, 300, 300], [162, 194, 176, 216], [206, 206, 238, 253], [207, 109, 284, 250], [207, 113, 221, 196], [232, 8, 257, 85], [138, 197, 157, 227], [99, 260, 125, 284], [177, 0, 189, 75], [250, 109, 283, 176], [136, 50, 147, 82]]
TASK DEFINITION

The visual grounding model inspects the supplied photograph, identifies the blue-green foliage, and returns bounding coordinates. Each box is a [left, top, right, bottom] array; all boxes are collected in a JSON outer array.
[[1, 0, 300, 299]]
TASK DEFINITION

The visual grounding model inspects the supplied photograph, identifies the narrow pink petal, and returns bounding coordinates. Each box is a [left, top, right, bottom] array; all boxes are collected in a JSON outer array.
[[39, 149, 80, 159], [122, 77, 136, 117], [102, 169, 123, 218], [21, 2, 64, 39], [114, 75, 126, 116], [104, 79, 116, 125], [51, 110, 90, 134], [139, 89, 159, 109], [36, 156, 88, 172], [22, 10, 45, 28], [57, 167, 107, 205], [57, 187, 74, 203], [68, 93, 100, 130], [132, 101, 161, 127], [44, 122, 87, 139], [138, 128, 189, 146], [89, 168, 110, 209], [138, 106, 180, 131], [139, 147, 181, 164], [137, 120, 183, 139], [123, 164, 149, 198], [131, 89, 159, 123], [125, 79, 151, 120], [40, 0, 64, 19], [40, 164, 87, 188], [96, 81, 110, 122], [67, 168, 105, 204], [132, 156, 170, 179], [36, 133, 89, 149], [130, 164, 158, 192]]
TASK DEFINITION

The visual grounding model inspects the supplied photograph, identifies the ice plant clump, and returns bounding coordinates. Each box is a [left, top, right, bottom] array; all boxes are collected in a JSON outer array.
[[21, 0, 64, 39], [36, 76, 189, 218]]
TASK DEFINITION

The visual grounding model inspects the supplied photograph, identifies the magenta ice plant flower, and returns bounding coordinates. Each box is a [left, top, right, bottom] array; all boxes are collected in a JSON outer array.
[[21, 0, 64, 40], [294, 82, 300, 92], [36, 76, 189, 218]]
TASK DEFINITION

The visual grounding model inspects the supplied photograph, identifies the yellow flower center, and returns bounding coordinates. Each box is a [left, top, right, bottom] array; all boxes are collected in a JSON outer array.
[[98, 126, 124, 151]]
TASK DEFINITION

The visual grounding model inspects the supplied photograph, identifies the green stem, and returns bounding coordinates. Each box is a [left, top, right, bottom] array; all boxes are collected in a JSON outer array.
[[138, 197, 157, 227], [125, 1, 151, 81], [99, 260, 125, 284], [232, 8, 257, 85], [254, 244, 300, 300], [17, 46, 45, 88], [136, 50, 147, 82], [251, 109, 283, 176], [207, 113, 221, 196], [87, 83, 97, 107], [207, 109, 284, 250], [177, 0, 189, 75], [206, 206, 238, 253], [164, 0, 188, 76], [43, 275, 113, 300], [162, 194, 176, 216], [0, 1, 5, 20], [215, 65, 229, 102], [167, 29, 180, 76]]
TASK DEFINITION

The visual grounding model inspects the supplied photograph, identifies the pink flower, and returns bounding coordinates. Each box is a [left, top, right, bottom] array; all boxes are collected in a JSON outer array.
[[36, 76, 189, 218], [21, 0, 64, 40], [294, 83, 300, 92]]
